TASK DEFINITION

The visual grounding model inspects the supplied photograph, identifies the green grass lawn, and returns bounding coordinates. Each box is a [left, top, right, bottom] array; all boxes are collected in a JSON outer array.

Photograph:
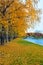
[[0, 38, 43, 65]]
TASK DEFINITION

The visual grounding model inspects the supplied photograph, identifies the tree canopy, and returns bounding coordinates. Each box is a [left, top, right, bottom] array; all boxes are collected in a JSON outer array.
[[0, 0, 40, 43]]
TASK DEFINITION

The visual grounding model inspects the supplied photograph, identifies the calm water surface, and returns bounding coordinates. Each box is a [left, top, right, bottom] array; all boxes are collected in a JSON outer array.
[[24, 37, 43, 45]]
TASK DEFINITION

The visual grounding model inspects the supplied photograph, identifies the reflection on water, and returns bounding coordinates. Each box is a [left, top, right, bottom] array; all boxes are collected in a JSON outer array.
[[24, 37, 43, 45]]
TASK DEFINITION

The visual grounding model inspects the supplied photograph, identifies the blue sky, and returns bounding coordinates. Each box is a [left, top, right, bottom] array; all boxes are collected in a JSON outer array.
[[28, 0, 43, 33]]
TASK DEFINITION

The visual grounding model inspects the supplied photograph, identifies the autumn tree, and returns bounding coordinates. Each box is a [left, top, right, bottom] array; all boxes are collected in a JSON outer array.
[[0, 0, 40, 44]]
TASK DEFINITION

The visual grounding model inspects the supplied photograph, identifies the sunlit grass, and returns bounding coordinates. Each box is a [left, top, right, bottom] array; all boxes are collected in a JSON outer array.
[[0, 38, 43, 65]]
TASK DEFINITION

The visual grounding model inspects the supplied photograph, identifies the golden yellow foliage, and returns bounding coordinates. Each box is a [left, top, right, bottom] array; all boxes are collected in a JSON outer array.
[[0, 0, 40, 37]]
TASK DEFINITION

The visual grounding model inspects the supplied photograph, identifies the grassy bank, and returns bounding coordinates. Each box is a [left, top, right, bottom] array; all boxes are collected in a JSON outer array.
[[0, 38, 43, 65]]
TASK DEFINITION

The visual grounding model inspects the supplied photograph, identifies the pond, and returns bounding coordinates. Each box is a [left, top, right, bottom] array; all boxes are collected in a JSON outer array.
[[24, 37, 43, 46]]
